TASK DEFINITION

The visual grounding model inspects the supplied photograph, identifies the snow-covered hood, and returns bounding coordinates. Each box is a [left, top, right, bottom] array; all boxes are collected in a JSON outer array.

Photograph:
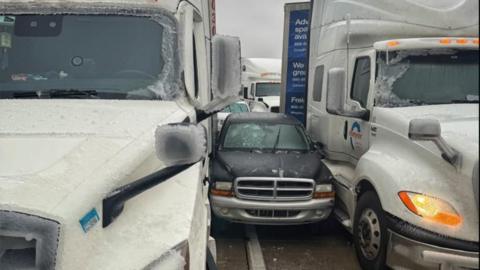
[[0, 99, 186, 214], [374, 104, 479, 175]]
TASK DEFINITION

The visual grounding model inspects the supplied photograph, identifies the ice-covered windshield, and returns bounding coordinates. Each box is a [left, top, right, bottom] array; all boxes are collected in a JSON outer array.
[[0, 15, 180, 100], [256, 83, 280, 97], [222, 103, 249, 113], [375, 49, 479, 107], [222, 123, 309, 151]]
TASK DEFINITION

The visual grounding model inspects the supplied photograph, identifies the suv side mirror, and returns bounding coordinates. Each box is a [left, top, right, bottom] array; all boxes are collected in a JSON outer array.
[[326, 68, 346, 115], [409, 119, 458, 165]]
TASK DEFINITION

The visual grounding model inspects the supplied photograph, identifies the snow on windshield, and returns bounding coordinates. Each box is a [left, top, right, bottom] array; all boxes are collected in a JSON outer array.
[[375, 49, 479, 107], [0, 7, 183, 101]]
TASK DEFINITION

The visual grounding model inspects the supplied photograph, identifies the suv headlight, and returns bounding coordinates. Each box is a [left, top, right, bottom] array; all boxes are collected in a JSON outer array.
[[398, 191, 462, 226], [210, 181, 234, 197], [143, 240, 189, 270]]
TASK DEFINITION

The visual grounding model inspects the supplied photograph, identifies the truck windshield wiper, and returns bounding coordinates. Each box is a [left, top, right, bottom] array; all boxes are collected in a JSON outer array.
[[47, 89, 99, 99], [272, 126, 282, 153], [450, 99, 479, 104]]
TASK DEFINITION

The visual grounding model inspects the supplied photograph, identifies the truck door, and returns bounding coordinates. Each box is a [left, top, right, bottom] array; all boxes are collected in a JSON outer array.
[[344, 56, 372, 160]]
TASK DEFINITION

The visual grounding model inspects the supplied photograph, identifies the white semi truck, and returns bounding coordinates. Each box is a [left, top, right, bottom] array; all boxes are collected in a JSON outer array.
[[241, 58, 281, 112], [0, 0, 241, 269], [305, 0, 479, 269]]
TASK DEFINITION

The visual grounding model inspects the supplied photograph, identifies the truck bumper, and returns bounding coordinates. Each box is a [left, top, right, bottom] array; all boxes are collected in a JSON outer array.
[[386, 214, 479, 270], [210, 195, 334, 225]]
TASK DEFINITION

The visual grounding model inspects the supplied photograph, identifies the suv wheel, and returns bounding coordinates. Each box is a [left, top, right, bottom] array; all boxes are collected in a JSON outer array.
[[353, 191, 388, 270]]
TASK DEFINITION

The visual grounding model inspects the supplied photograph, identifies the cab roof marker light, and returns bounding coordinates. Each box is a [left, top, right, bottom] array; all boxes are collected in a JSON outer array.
[[439, 38, 451, 44], [473, 38, 479, 45], [456, 38, 468, 44], [387, 41, 400, 47]]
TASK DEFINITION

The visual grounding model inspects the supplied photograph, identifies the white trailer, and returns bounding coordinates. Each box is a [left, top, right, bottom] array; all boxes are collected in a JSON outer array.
[[0, 0, 241, 269], [241, 58, 281, 112], [305, 0, 479, 269]]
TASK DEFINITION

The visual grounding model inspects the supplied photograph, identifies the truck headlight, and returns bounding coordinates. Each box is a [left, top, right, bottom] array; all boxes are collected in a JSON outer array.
[[143, 240, 189, 270], [398, 191, 462, 226], [313, 184, 335, 199], [210, 181, 234, 197], [0, 210, 60, 270]]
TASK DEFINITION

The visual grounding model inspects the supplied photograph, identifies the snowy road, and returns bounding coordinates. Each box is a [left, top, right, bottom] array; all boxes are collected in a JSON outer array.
[[213, 217, 361, 270]]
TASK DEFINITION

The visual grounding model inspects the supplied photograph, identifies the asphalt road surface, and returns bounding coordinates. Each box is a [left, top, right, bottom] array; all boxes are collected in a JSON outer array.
[[212, 217, 361, 270]]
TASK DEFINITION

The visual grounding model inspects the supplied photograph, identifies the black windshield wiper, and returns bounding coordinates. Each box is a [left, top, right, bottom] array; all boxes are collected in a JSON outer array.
[[48, 89, 99, 99], [12, 91, 42, 98], [450, 99, 479, 104], [272, 127, 282, 153]]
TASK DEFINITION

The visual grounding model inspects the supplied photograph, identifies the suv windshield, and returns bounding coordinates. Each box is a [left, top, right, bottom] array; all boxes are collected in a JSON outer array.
[[375, 49, 479, 107], [0, 15, 179, 100], [222, 103, 249, 113], [222, 123, 309, 151], [256, 83, 280, 97]]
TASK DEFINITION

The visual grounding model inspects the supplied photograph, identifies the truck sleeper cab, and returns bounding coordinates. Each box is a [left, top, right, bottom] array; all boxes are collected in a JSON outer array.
[[306, 0, 479, 269], [0, 1, 241, 269]]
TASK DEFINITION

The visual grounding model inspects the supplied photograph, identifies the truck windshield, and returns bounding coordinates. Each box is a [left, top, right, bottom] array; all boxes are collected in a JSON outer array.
[[222, 123, 309, 151], [375, 49, 479, 107], [0, 15, 179, 100], [256, 83, 280, 97]]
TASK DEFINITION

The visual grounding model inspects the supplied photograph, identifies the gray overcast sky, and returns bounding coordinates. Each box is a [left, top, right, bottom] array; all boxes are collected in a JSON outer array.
[[217, 0, 306, 59]]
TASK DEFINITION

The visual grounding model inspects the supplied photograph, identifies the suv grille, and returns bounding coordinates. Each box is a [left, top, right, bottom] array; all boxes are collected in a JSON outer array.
[[235, 177, 315, 201]]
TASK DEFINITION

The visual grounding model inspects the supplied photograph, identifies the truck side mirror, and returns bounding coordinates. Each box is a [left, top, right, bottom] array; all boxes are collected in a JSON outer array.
[[243, 87, 248, 99], [155, 123, 207, 167], [408, 119, 441, 140], [103, 123, 208, 228], [211, 35, 241, 101], [326, 68, 346, 115], [409, 119, 458, 165]]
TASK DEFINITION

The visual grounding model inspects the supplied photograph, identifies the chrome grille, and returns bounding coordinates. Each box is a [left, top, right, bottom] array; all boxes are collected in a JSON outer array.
[[235, 177, 315, 201]]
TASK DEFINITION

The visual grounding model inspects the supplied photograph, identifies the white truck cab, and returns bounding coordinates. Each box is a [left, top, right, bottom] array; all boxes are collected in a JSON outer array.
[[241, 58, 281, 112], [306, 0, 479, 269], [0, 1, 241, 269]]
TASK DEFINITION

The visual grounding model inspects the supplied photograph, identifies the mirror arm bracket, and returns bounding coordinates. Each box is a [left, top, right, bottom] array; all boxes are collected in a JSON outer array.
[[102, 162, 195, 228]]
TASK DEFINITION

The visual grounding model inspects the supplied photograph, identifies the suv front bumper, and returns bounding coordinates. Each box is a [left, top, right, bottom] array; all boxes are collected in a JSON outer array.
[[210, 195, 334, 225], [386, 214, 479, 270]]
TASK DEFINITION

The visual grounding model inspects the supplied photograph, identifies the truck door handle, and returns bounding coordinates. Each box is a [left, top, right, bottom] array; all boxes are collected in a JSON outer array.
[[343, 121, 348, 140]]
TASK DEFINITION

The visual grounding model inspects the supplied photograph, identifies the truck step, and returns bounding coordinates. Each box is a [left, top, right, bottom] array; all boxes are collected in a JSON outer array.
[[334, 208, 352, 229]]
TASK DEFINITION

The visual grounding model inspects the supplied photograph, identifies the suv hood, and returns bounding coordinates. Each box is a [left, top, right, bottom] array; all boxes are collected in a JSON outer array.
[[212, 150, 331, 182], [0, 99, 185, 215]]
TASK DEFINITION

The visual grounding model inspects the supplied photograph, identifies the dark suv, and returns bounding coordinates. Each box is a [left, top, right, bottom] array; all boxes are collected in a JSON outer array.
[[209, 113, 335, 225]]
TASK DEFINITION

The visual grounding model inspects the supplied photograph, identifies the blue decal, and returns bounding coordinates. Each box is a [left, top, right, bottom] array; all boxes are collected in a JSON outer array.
[[79, 208, 100, 233], [350, 122, 362, 150], [284, 9, 310, 125]]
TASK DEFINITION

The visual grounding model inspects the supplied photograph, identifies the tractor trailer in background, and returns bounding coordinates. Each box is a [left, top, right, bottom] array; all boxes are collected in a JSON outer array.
[[299, 0, 479, 269], [0, 0, 241, 269], [241, 58, 282, 113]]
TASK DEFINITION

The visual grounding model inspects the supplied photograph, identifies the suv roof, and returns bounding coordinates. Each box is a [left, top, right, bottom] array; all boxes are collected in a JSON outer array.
[[225, 112, 301, 125]]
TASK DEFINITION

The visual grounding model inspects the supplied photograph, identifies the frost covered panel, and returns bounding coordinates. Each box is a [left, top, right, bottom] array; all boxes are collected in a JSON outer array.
[[155, 124, 207, 167], [211, 35, 242, 100]]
